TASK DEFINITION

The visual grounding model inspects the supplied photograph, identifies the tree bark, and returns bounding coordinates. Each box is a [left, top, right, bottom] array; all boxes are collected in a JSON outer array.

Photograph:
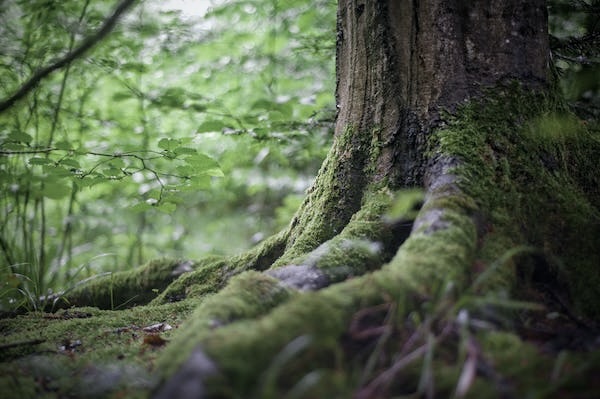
[[334, 0, 548, 186]]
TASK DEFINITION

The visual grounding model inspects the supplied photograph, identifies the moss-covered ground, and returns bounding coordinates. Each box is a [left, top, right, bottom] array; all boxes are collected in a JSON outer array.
[[1, 85, 599, 398], [0, 298, 195, 398]]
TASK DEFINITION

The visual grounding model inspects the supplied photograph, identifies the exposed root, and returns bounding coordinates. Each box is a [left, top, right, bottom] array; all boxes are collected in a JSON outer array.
[[152, 152, 484, 398], [151, 90, 600, 398]]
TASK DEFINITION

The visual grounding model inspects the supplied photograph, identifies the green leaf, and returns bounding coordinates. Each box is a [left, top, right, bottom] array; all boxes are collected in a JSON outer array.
[[102, 168, 123, 178], [184, 153, 222, 177], [267, 109, 290, 121], [1, 143, 25, 151], [204, 167, 224, 177], [161, 191, 184, 204], [189, 103, 207, 112], [174, 147, 197, 156], [250, 99, 293, 119], [144, 189, 162, 201], [154, 87, 186, 109], [54, 140, 71, 150], [157, 202, 176, 213], [241, 114, 259, 125], [175, 165, 194, 176], [60, 158, 80, 168], [197, 120, 225, 133], [29, 157, 53, 165], [8, 131, 33, 144], [158, 138, 181, 151], [108, 158, 126, 168], [41, 182, 71, 199], [181, 175, 210, 190], [121, 62, 147, 73], [253, 128, 270, 137], [76, 176, 105, 188], [97, 58, 118, 69], [277, 102, 293, 119], [72, 146, 88, 155], [44, 165, 72, 178], [130, 202, 154, 212], [251, 98, 276, 110]]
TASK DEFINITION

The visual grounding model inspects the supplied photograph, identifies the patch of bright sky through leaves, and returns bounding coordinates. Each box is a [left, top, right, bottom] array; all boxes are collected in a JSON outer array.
[[158, 0, 218, 18]]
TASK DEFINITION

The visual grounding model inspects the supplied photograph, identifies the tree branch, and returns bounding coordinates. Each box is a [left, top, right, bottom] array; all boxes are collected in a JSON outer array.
[[0, 0, 138, 114]]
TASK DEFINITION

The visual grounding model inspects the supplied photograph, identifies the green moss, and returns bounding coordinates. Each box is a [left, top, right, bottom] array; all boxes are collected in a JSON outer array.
[[279, 125, 374, 264], [472, 230, 519, 292], [152, 231, 289, 305], [273, 188, 389, 268], [266, 189, 403, 288], [149, 257, 228, 305], [473, 331, 600, 398], [0, 299, 197, 398], [230, 229, 289, 271], [382, 207, 475, 300], [385, 188, 424, 220], [0, 228, 295, 398], [381, 329, 600, 399], [155, 182, 480, 397], [431, 85, 600, 317], [193, 276, 392, 397], [160, 213, 494, 398], [51, 258, 198, 311], [157, 271, 294, 378]]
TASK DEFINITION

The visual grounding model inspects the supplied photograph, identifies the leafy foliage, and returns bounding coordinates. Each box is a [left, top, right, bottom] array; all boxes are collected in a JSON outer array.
[[548, 0, 600, 118], [0, 0, 335, 311]]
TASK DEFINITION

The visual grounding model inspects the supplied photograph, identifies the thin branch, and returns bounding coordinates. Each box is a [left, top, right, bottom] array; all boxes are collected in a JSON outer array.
[[0, 148, 164, 157], [0, 148, 56, 155], [554, 53, 599, 65], [0, 0, 138, 113]]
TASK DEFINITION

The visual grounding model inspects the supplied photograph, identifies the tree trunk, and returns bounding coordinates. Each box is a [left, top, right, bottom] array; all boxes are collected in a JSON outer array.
[[1, 1, 599, 398], [334, 0, 548, 184]]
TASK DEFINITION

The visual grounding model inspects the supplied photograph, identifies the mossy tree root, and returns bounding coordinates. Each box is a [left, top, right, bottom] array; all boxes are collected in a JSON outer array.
[[152, 159, 488, 398], [153, 91, 600, 398], [47, 227, 291, 312]]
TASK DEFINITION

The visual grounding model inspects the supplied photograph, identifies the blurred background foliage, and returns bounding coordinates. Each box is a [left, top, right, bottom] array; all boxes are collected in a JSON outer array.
[[548, 0, 599, 119], [0, 0, 597, 311]]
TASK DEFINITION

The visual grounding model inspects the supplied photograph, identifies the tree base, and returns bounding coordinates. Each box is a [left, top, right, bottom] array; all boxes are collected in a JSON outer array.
[[1, 87, 600, 398]]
